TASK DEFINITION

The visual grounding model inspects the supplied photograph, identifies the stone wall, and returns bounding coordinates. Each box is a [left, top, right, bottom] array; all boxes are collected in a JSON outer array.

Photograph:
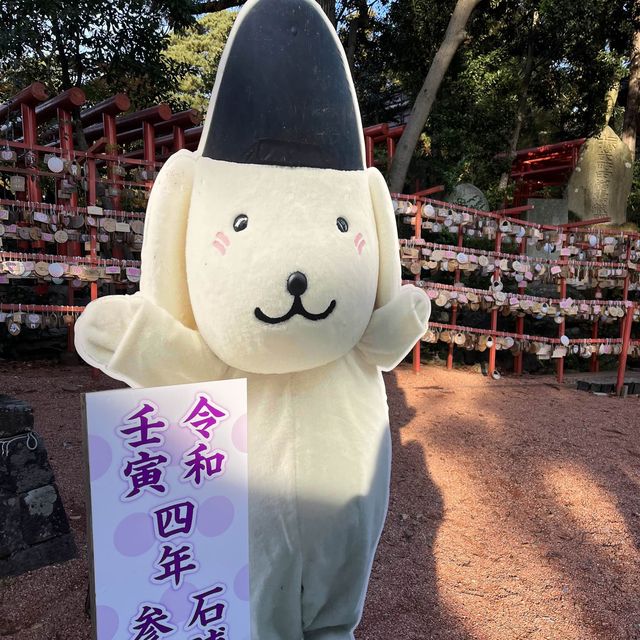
[[0, 395, 76, 577]]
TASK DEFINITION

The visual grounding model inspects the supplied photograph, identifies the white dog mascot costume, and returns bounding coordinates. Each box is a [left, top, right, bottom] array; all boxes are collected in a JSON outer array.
[[75, 0, 430, 636]]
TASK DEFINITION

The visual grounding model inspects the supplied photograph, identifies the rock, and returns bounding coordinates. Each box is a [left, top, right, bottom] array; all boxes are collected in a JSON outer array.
[[0, 533, 76, 578], [20, 484, 70, 545], [0, 495, 23, 559], [6, 434, 54, 493], [567, 126, 634, 224], [448, 183, 490, 211], [0, 396, 76, 578], [0, 456, 14, 494], [0, 395, 34, 438]]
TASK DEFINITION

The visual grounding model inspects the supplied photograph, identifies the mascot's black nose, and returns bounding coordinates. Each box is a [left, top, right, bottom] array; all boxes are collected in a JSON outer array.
[[287, 271, 308, 297]]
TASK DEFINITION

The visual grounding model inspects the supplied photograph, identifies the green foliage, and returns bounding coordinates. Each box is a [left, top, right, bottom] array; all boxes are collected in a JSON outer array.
[[337, 4, 388, 124], [0, 0, 637, 217], [163, 12, 236, 112], [627, 160, 640, 227], [374, 0, 630, 199], [0, 0, 197, 109]]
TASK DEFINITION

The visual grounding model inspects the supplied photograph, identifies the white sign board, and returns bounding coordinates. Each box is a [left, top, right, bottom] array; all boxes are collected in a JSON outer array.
[[83, 379, 250, 640]]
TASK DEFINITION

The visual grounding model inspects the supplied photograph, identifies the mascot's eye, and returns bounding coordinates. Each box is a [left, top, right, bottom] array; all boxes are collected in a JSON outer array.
[[336, 217, 349, 232], [233, 214, 248, 232]]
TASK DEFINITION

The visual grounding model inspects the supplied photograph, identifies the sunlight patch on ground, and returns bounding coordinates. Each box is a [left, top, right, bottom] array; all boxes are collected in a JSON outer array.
[[542, 462, 640, 570]]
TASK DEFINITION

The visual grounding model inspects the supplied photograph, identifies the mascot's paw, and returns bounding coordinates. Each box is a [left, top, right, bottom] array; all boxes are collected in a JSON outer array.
[[357, 283, 431, 371], [74, 294, 145, 370], [399, 283, 431, 328]]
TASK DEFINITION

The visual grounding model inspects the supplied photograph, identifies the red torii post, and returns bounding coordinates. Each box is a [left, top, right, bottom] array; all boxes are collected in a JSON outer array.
[[399, 185, 445, 374], [0, 83, 50, 204], [157, 110, 201, 152], [559, 217, 611, 377], [487, 205, 534, 377], [123, 124, 204, 161], [146, 110, 201, 155], [81, 101, 171, 190], [35, 87, 87, 351], [83, 94, 132, 285], [617, 239, 634, 395], [35, 86, 87, 227], [363, 124, 405, 170], [84, 104, 174, 189]]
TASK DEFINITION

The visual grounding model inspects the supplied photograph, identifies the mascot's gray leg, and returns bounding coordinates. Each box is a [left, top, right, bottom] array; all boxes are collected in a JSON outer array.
[[247, 388, 305, 640], [249, 505, 304, 640], [298, 429, 391, 640], [298, 490, 388, 640]]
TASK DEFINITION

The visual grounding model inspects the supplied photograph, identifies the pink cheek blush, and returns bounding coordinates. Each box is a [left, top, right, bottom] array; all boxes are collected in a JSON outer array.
[[354, 232, 366, 255], [213, 231, 230, 255]]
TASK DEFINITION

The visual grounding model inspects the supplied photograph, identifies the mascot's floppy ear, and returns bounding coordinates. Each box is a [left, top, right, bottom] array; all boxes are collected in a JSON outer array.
[[369, 166, 402, 309], [140, 149, 197, 329]]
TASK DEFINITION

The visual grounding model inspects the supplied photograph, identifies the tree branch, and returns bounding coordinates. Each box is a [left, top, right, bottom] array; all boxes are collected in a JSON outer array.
[[345, 0, 368, 73], [49, 15, 72, 89], [622, 0, 640, 159], [192, 0, 246, 13], [388, 0, 484, 193]]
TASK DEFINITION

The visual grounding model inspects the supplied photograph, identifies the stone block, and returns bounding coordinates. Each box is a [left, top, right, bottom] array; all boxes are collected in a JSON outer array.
[[0, 533, 76, 578], [0, 396, 77, 578], [524, 199, 568, 262], [0, 395, 34, 438], [0, 456, 15, 494], [19, 484, 70, 545], [0, 495, 24, 559], [567, 126, 633, 224], [6, 433, 54, 493]]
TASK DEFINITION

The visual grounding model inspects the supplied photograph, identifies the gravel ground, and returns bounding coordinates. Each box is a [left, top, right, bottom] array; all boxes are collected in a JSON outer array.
[[0, 361, 639, 640]]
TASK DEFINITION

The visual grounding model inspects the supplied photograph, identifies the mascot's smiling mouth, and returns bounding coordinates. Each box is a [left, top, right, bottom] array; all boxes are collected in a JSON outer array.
[[255, 271, 336, 324], [255, 297, 336, 325]]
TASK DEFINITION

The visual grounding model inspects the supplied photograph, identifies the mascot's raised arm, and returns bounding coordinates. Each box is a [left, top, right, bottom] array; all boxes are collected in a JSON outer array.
[[75, 0, 430, 636]]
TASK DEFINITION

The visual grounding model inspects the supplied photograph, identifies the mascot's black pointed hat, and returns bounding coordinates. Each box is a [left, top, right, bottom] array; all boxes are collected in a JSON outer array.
[[199, 0, 365, 171]]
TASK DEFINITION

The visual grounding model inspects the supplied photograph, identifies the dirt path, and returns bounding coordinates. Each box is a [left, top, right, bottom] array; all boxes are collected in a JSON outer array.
[[0, 362, 639, 639]]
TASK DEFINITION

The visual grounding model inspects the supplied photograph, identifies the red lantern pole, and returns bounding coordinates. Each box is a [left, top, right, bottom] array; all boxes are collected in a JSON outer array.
[[488, 228, 503, 377], [616, 242, 633, 395], [412, 200, 422, 373], [447, 224, 464, 369]]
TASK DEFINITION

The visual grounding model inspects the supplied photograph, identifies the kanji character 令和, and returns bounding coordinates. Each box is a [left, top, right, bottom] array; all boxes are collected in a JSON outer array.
[[181, 443, 226, 487], [180, 393, 228, 440]]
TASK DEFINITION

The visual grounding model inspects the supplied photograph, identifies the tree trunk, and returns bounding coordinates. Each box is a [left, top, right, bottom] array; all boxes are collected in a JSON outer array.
[[497, 10, 537, 191], [622, 1, 640, 159], [50, 17, 72, 89], [388, 0, 483, 193], [345, 0, 368, 73], [73, 106, 88, 151], [317, 0, 336, 27]]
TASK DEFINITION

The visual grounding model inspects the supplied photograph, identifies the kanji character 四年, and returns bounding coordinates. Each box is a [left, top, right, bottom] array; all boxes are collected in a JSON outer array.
[[152, 542, 198, 589], [153, 499, 197, 540]]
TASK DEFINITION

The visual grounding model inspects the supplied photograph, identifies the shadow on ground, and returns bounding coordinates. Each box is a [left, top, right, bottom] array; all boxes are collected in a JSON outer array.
[[357, 370, 473, 640]]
